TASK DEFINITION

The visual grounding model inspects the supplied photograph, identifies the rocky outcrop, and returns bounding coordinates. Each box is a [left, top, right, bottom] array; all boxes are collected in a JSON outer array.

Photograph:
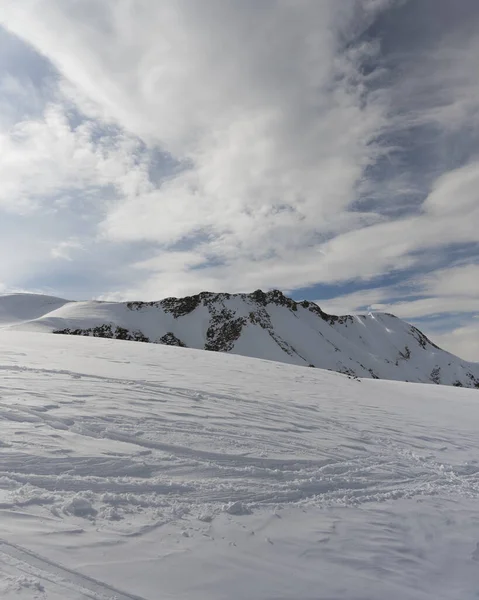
[[27, 288, 478, 389], [158, 332, 187, 347], [54, 324, 150, 342]]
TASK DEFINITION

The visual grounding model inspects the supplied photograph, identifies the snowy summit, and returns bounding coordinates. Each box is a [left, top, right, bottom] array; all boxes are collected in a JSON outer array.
[[0, 291, 478, 388]]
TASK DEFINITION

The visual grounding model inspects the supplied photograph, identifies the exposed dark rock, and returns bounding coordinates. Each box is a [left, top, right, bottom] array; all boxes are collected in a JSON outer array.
[[50, 288, 479, 389], [409, 325, 440, 350], [263, 290, 297, 310], [159, 332, 187, 347], [430, 366, 441, 384], [126, 301, 162, 311], [205, 315, 247, 352], [330, 315, 355, 326], [466, 372, 479, 388], [337, 366, 358, 378], [54, 325, 150, 343], [161, 294, 202, 318], [398, 346, 411, 360], [248, 289, 293, 309], [249, 290, 268, 306], [300, 300, 331, 321], [248, 305, 299, 358]]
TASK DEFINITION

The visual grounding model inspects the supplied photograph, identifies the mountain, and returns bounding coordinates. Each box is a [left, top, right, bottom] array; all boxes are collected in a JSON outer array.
[[0, 330, 478, 599], [0, 290, 478, 388]]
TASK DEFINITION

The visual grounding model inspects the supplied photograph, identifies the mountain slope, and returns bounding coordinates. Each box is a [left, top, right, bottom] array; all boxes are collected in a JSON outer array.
[[0, 330, 478, 599], [0, 290, 478, 388]]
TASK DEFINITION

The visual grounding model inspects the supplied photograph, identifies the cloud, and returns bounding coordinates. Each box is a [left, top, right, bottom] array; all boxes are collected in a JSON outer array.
[[320, 262, 479, 316], [50, 239, 83, 261], [308, 160, 479, 283], [0, 1, 479, 360], [318, 261, 479, 362], [0, 102, 150, 214], [429, 320, 479, 363], [1, 2, 390, 251]]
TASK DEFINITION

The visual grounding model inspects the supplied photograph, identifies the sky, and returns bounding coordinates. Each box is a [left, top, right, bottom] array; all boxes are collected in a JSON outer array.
[[0, 0, 478, 361]]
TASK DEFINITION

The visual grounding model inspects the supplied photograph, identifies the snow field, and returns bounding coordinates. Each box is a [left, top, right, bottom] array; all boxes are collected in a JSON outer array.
[[0, 331, 478, 599]]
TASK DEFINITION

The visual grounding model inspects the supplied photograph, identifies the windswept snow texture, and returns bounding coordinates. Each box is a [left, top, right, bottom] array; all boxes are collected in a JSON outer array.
[[0, 331, 479, 599], [1, 291, 478, 388]]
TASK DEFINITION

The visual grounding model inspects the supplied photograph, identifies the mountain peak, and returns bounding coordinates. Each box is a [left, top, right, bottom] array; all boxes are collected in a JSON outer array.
[[0, 290, 477, 388]]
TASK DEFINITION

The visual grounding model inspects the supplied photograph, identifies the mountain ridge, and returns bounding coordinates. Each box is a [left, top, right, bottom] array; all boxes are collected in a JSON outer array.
[[0, 289, 477, 388]]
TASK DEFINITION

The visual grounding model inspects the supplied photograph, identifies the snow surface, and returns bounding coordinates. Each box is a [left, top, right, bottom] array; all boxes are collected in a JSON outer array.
[[1, 292, 478, 388], [0, 330, 479, 599]]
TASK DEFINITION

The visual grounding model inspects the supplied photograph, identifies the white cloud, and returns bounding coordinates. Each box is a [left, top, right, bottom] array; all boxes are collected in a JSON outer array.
[[3, 1, 477, 296], [50, 239, 83, 261], [319, 287, 394, 315], [0, 1, 479, 360], [305, 160, 479, 285], [374, 297, 479, 321], [423, 162, 479, 216], [420, 264, 479, 297], [317, 262, 479, 362], [320, 262, 479, 317], [318, 262, 479, 361], [429, 320, 479, 363], [0, 1, 389, 258], [394, 26, 479, 136], [0, 102, 149, 214]]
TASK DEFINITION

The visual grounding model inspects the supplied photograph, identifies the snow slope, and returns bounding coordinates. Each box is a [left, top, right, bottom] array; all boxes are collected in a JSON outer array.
[[0, 331, 479, 599], [1, 290, 478, 388]]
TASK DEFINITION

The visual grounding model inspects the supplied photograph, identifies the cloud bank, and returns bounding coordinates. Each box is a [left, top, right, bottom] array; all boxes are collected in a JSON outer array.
[[0, 0, 478, 359]]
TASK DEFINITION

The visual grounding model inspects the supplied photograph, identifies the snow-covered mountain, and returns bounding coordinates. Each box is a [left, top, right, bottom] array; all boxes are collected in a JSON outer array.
[[1, 290, 478, 388], [0, 330, 478, 599]]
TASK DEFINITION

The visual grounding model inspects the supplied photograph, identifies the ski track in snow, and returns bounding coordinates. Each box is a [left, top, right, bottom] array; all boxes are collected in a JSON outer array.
[[0, 361, 478, 519], [0, 538, 147, 600], [0, 332, 478, 599]]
